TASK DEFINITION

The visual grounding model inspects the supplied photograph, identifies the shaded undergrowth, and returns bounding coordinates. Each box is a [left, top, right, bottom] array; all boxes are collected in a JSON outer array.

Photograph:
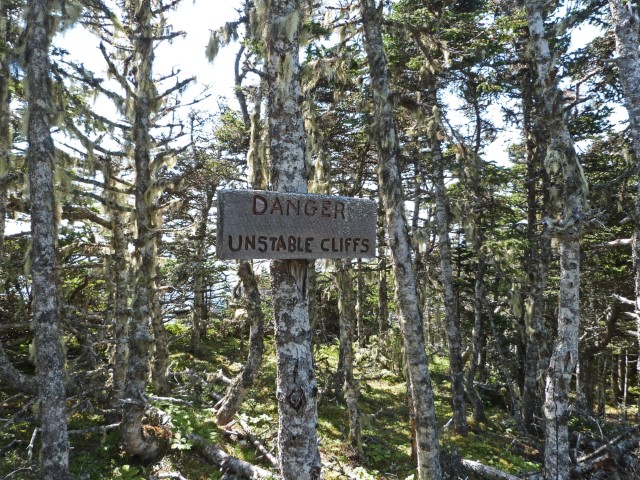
[[0, 320, 637, 479]]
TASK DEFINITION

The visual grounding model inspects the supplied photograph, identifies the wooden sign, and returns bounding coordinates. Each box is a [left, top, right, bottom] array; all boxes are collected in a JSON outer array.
[[216, 190, 377, 259]]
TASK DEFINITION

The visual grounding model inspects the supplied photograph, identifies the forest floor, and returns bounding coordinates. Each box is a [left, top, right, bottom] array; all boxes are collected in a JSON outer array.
[[0, 319, 638, 479]]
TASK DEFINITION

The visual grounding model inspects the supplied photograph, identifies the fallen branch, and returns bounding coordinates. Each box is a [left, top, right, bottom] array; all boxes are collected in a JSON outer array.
[[148, 395, 194, 406], [461, 459, 524, 480], [68, 422, 121, 436], [577, 426, 640, 464], [187, 433, 279, 479], [214, 369, 233, 385], [235, 417, 278, 467]]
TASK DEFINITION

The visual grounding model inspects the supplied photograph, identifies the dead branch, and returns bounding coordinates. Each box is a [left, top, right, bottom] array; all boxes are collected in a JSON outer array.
[[577, 426, 640, 464], [187, 433, 279, 479], [0, 397, 36, 433], [461, 459, 526, 480]]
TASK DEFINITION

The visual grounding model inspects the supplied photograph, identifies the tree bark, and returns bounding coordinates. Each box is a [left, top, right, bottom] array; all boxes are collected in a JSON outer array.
[[121, 0, 168, 461], [104, 160, 130, 402], [0, 2, 11, 266], [335, 260, 363, 457], [216, 260, 265, 425], [426, 86, 468, 435], [359, 0, 442, 478], [191, 187, 214, 352], [188, 433, 279, 479], [466, 250, 486, 423], [609, 0, 640, 419], [265, 1, 321, 478], [24, 0, 70, 477], [377, 194, 389, 346], [524, 1, 587, 478], [520, 61, 549, 434]]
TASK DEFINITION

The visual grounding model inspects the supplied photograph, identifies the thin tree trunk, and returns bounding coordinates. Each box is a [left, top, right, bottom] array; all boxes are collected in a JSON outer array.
[[521, 63, 549, 434], [524, 2, 587, 478], [191, 188, 214, 352], [265, 1, 321, 478], [356, 258, 365, 345], [105, 161, 129, 402], [335, 260, 363, 457], [488, 304, 523, 421], [215, 68, 268, 426], [359, 1, 442, 478], [121, 0, 168, 460], [24, 0, 69, 477], [216, 260, 265, 425], [612, 353, 622, 403], [608, 0, 640, 419], [0, 3, 10, 266], [466, 251, 486, 423], [428, 91, 468, 435], [377, 194, 389, 347]]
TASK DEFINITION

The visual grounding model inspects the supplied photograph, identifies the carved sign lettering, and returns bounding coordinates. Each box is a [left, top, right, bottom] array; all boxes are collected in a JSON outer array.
[[216, 190, 377, 259]]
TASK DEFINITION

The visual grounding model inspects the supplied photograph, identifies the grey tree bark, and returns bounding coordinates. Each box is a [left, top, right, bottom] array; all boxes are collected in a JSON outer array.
[[427, 94, 468, 435], [0, 2, 11, 265], [608, 0, 640, 418], [359, 0, 442, 478], [265, 0, 321, 478], [103, 160, 130, 402], [520, 57, 550, 435], [216, 259, 265, 425], [335, 260, 363, 457], [524, 1, 587, 478], [121, 0, 169, 460], [377, 195, 389, 347], [24, 0, 70, 477], [191, 187, 214, 352]]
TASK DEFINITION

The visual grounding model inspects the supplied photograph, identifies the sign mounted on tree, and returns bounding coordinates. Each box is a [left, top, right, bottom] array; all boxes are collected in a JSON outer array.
[[216, 190, 377, 260]]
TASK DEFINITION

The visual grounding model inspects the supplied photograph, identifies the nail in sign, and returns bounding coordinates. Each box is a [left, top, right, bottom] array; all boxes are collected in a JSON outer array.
[[216, 190, 377, 259]]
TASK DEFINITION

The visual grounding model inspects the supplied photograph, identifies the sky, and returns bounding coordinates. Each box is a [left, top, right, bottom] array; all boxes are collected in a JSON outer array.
[[55, 0, 244, 119], [6, 0, 621, 237]]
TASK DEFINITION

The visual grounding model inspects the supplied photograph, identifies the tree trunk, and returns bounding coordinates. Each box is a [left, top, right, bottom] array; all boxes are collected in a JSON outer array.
[[524, 1, 587, 478], [216, 260, 265, 425], [612, 353, 622, 403], [105, 161, 130, 402], [608, 0, 640, 419], [359, 1, 442, 478], [521, 62, 549, 434], [356, 258, 366, 345], [377, 194, 389, 347], [466, 251, 486, 423], [215, 63, 269, 429], [121, 0, 168, 461], [265, 1, 321, 478], [428, 89, 468, 435], [24, 0, 70, 477], [335, 260, 363, 457], [191, 188, 214, 352], [0, 3, 11, 266]]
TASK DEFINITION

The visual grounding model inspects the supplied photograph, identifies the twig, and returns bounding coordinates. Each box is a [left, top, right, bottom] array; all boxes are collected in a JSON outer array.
[[68, 422, 121, 436], [27, 427, 39, 461], [0, 397, 36, 432], [148, 395, 193, 406], [0, 439, 24, 455], [5, 467, 33, 478]]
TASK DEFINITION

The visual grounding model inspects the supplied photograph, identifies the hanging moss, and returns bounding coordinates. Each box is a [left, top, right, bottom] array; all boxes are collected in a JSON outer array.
[[205, 32, 220, 62]]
